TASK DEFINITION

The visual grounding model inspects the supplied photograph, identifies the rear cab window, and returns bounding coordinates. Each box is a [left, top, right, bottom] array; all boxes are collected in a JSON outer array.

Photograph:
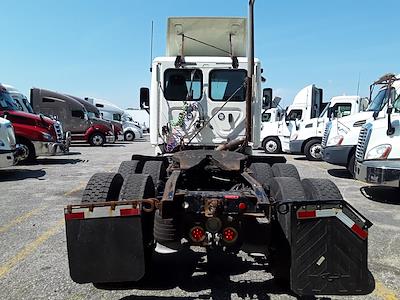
[[163, 69, 203, 101], [209, 69, 247, 101]]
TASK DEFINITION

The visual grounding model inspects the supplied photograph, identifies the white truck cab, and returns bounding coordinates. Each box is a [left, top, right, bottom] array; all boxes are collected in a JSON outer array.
[[2, 84, 35, 114], [140, 17, 262, 154], [290, 95, 368, 160], [322, 74, 399, 175], [260, 84, 323, 154], [0, 117, 18, 168], [354, 74, 400, 187]]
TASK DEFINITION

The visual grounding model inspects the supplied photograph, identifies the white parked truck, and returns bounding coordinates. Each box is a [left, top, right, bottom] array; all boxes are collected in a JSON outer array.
[[290, 95, 368, 160], [64, 12, 374, 297], [0, 117, 18, 168], [354, 74, 400, 186], [260, 84, 323, 154], [124, 108, 150, 133], [322, 74, 399, 175]]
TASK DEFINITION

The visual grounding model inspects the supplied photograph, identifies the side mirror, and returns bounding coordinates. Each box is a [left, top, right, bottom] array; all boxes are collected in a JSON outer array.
[[140, 87, 150, 109], [262, 88, 272, 109]]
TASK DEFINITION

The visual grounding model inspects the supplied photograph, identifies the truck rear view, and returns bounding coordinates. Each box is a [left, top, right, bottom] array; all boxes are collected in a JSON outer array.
[[64, 15, 375, 297]]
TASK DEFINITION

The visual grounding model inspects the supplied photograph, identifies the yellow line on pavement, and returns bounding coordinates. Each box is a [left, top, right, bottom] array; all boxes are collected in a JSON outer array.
[[374, 281, 399, 300], [0, 218, 64, 279], [64, 182, 87, 196], [0, 206, 47, 234]]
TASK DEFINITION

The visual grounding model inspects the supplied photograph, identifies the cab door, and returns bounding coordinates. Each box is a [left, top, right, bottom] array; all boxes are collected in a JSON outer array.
[[207, 68, 247, 142]]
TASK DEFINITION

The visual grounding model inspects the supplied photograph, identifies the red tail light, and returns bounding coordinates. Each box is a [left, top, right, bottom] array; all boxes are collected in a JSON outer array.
[[222, 227, 238, 243], [190, 226, 205, 242]]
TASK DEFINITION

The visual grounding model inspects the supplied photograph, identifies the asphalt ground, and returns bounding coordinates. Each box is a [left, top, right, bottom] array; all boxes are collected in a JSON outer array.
[[0, 137, 399, 300]]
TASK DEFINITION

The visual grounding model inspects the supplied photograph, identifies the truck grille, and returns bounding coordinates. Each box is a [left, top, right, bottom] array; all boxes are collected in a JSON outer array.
[[355, 124, 372, 162], [321, 122, 332, 148], [6, 124, 16, 150], [54, 122, 64, 142]]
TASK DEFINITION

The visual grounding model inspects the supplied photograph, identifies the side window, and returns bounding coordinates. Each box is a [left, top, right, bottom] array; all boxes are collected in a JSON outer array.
[[287, 109, 302, 121], [71, 110, 84, 119], [113, 113, 122, 121], [333, 103, 352, 118], [164, 69, 203, 101]]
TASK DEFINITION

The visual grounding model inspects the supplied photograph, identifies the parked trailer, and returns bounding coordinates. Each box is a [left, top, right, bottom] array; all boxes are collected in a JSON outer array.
[[64, 14, 374, 297]]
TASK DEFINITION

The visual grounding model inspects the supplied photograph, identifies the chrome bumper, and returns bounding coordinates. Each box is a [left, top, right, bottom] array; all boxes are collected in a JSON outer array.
[[106, 135, 115, 143], [355, 160, 400, 187], [0, 149, 16, 168], [33, 133, 71, 157]]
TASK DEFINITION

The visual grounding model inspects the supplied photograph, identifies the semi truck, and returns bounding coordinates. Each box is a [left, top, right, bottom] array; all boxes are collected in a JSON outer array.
[[354, 74, 400, 186], [31, 88, 115, 146], [289, 95, 369, 160], [322, 74, 399, 176], [260, 84, 323, 154], [85, 97, 143, 141], [0, 84, 68, 162], [64, 12, 374, 297], [124, 108, 150, 133], [0, 116, 19, 168]]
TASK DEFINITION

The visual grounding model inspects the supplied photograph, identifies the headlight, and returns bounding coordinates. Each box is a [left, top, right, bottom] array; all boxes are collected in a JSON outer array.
[[366, 144, 392, 160], [42, 132, 54, 141]]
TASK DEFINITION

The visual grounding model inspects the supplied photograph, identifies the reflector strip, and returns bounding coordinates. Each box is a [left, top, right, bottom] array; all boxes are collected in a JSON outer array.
[[120, 208, 140, 216], [351, 224, 368, 240], [297, 210, 316, 219], [224, 195, 240, 200], [65, 212, 84, 220], [296, 208, 368, 240]]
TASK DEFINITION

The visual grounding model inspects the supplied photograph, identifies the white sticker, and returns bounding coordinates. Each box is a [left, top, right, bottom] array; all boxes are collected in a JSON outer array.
[[316, 256, 325, 266]]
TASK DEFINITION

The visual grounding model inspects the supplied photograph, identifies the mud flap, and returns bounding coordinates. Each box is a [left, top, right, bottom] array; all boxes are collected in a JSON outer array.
[[66, 215, 145, 284], [275, 200, 374, 296]]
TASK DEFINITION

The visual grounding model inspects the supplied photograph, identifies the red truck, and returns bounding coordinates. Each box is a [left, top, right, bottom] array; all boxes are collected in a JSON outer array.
[[0, 83, 69, 162]]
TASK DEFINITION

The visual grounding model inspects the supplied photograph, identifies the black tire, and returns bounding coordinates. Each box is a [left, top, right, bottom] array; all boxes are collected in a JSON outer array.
[[142, 160, 166, 194], [271, 163, 300, 180], [124, 131, 135, 141], [119, 174, 155, 201], [301, 178, 343, 201], [267, 177, 305, 283], [262, 137, 281, 154], [89, 132, 106, 146], [153, 209, 179, 246], [304, 139, 322, 161], [82, 173, 124, 203], [347, 153, 355, 178], [118, 160, 140, 180], [16, 137, 36, 163], [249, 162, 274, 186]]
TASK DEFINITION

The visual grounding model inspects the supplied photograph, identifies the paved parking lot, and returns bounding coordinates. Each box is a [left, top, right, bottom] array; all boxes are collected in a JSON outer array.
[[0, 138, 399, 300]]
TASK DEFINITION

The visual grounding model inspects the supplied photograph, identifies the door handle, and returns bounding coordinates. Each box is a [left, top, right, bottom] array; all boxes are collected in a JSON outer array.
[[228, 113, 233, 123]]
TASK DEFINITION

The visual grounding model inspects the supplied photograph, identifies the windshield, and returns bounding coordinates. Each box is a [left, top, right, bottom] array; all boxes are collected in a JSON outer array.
[[209, 69, 247, 101], [367, 88, 391, 111], [23, 97, 34, 114], [0, 90, 19, 110]]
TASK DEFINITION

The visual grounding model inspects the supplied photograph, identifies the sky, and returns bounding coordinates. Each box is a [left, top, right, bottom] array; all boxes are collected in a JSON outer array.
[[1, 0, 399, 109]]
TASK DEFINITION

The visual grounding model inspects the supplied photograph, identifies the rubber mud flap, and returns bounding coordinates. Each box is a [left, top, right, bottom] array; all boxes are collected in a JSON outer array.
[[66, 215, 145, 283], [276, 200, 374, 296]]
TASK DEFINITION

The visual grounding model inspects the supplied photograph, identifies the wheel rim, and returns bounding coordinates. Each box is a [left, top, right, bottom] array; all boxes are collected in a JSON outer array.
[[309, 143, 322, 159], [265, 140, 278, 153], [125, 132, 134, 141], [92, 135, 104, 146], [18, 144, 30, 160]]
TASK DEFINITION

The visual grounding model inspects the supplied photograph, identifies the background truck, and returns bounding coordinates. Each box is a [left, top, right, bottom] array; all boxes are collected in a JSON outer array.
[[31, 88, 115, 146], [64, 14, 374, 297], [260, 84, 323, 154], [124, 108, 150, 133], [289, 95, 369, 160], [322, 74, 399, 176], [0, 84, 67, 162], [86, 97, 143, 141], [0, 116, 18, 168], [354, 74, 400, 186]]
